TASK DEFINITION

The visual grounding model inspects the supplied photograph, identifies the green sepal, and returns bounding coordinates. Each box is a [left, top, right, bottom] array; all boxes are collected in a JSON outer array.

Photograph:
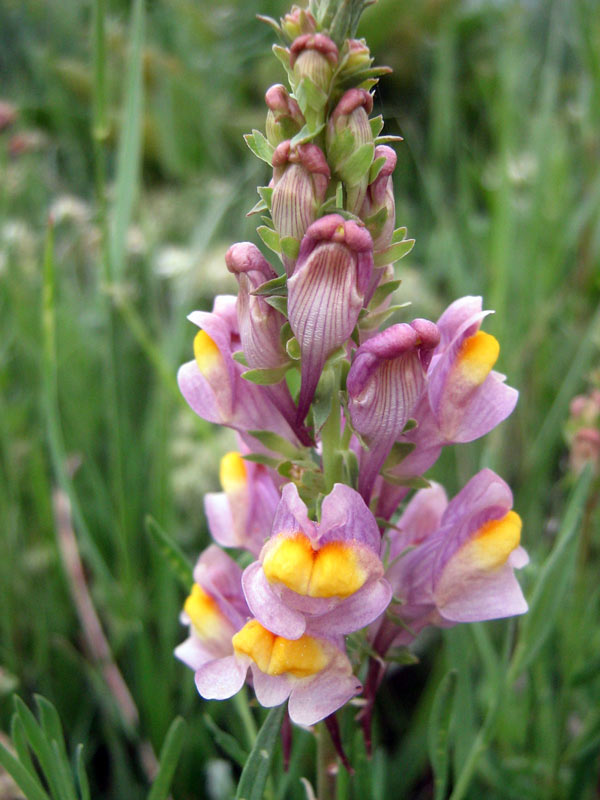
[[295, 75, 328, 116], [382, 441, 417, 470], [258, 186, 273, 210], [243, 453, 282, 469], [369, 115, 384, 137], [251, 274, 287, 297], [247, 430, 304, 459], [290, 121, 326, 147], [232, 350, 248, 366], [280, 321, 293, 345], [368, 278, 401, 309], [359, 302, 411, 331], [246, 197, 268, 216], [256, 14, 283, 37], [264, 295, 288, 316], [381, 473, 431, 489], [341, 448, 359, 490], [357, 78, 379, 91], [369, 155, 387, 184], [386, 646, 420, 666], [280, 236, 300, 260], [403, 417, 418, 433], [366, 203, 389, 238], [286, 337, 301, 360], [272, 44, 293, 81], [312, 367, 336, 432], [318, 196, 341, 216], [257, 225, 281, 255], [241, 365, 290, 385], [391, 226, 408, 242], [340, 142, 374, 185], [375, 134, 404, 144], [327, 128, 356, 170], [373, 238, 415, 267], [243, 130, 275, 164]]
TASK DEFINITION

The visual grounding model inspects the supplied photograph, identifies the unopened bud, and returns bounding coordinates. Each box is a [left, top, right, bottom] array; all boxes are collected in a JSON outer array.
[[265, 84, 304, 147], [271, 140, 330, 274], [290, 34, 339, 94], [281, 5, 317, 40], [327, 89, 374, 213]]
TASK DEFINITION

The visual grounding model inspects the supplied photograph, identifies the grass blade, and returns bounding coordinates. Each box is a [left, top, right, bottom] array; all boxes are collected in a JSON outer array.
[[109, 0, 145, 279], [428, 670, 457, 800], [145, 515, 194, 590], [147, 716, 187, 800], [510, 465, 594, 678], [0, 741, 51, 800], [75, 744, 91, 800], [203, 714, 248, 768], [235, 705, 285, 800]]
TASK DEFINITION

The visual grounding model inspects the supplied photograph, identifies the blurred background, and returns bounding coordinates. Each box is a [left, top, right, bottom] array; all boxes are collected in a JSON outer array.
[[1, 0, 599, 797]]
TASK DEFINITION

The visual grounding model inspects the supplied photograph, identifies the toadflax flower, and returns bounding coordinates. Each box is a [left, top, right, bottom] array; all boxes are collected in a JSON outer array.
[[204, 450, 280, 556], [175, 545, 249, 671], [194, 618, 361, 726], [177, 295, 302, 448], [373, 470, 529, 654], [242, 482, 392, 640]]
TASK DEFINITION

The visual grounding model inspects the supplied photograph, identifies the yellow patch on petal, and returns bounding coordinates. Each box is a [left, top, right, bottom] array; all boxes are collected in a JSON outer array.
[[184, 584, 225, 640], [232, 619, 329, 678], [471, 510, 522, 570], [262, 533, 368, 598], [220, 452, 247, 494], [456, 331, 500, 386], [194, 330, 222, 376]]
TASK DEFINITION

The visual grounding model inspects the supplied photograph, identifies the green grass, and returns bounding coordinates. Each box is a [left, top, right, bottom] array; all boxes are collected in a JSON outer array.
[[1, 0, 599, 797]]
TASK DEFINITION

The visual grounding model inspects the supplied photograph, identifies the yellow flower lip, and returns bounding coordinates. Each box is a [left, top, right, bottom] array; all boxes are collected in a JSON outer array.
[[456, 330, 500, 386], [262, 532, 368, 598], [184, 583, 226, 641], [220, 451, 247, 493], [471, 510, 522, 570], [194, 330, 222, 376], [232, 619, 329, 678]]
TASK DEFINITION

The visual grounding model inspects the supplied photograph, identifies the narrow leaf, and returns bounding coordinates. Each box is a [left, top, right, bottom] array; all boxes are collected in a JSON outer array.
[[342, 142, 374, 185], [246, 431, 302, 459], [251, 274, 287, 297], [241, 365, 290, 385], [280, 236, 300, 260], [145, 516, 194, 590], [257, 186, 273, 210], [369, 155, 387, 184], [243, 453, 282, 469], [10, 714, 39, 786], [147, 717, 187, 800], [244, 130, 275, 164], [382, 442, 416, 470], [290, 122, 326, 147], [235, 705, 286, 800], [264, 295, 288, 316], [369, 115, 384, 137], [368, 279, 401, 309], [13, 696, 65, 800], [373, 238, 415, 267]]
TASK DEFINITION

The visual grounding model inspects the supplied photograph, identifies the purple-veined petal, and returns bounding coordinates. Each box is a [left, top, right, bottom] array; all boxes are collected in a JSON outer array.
[[451, 371, 518, 443], [287, 651, 362, 726], [174, 636, 217, 671], [318, 483, 381, 551], [288, 215, 373, 422], [436, 561, 528, 622], [271, 483, 316, 543]]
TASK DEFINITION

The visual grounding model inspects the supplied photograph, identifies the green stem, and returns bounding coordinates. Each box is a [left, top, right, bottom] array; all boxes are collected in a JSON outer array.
[[316, 722, 337, 800], [232, 687, 258, 752], [321, 367, 342, 492]]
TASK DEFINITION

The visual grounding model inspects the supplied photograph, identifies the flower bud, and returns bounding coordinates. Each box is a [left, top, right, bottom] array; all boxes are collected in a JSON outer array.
[[281, 5, 317, 40], [288, 215, 374, 422], [271, 140, 330, 274], [347, 319, 440, 501], [265, 84, 304, 147], [360, 145, 397, 252], [225, 242, 288, 369], [290, 34, 339, 94], [342, 39, 372, 74], [326, 89, 374, 214]]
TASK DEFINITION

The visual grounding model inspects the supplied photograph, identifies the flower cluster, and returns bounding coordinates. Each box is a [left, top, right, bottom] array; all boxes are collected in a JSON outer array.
[[175, 1, 528, 730]]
